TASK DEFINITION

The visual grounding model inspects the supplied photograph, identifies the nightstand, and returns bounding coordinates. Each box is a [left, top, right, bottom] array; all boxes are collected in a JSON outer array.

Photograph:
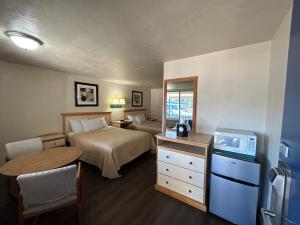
[[147, 118, 158, 121], [39, 133, 66, 149], [111, 120, 133, 129]]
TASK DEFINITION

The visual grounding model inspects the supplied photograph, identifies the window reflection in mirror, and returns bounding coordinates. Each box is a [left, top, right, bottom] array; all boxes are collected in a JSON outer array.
[[166, 80, 194, 130]]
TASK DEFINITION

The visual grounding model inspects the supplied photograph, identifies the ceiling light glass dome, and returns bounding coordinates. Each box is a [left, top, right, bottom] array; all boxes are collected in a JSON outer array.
[[5, 31, 43, 50]]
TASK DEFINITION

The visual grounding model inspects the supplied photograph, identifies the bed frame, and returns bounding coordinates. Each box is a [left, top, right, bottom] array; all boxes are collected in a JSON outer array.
[[61, 112, 112, 134], [123, 108, 147, 120]]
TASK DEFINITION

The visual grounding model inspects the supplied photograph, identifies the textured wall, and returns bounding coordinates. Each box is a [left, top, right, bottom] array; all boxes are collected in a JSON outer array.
[[151, 88, 163, 120], [263, 9, 292, 208], [164, 41, 271, 159]]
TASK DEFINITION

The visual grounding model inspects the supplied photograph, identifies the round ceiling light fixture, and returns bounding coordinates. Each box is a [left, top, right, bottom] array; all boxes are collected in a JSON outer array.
[[5, 31, 43, 50]]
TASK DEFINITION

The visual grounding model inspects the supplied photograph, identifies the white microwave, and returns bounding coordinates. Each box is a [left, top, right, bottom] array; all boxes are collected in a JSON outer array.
[[214, 128, 257, 156]]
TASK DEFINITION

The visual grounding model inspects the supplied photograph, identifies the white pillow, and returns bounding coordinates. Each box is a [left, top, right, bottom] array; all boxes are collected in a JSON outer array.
[[98, 117, 108, 128], [80, 118, 102, 132], [128, 115, 136, 122], [69, 119, 85, 132], [135, 114, 146, 124]]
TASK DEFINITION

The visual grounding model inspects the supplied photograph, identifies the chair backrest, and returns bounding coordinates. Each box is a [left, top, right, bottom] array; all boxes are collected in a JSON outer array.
[[5, 137, 43, 160], [17, 164, 78, 209]]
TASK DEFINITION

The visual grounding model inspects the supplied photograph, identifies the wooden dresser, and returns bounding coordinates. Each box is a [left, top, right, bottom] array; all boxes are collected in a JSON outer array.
[[155, 131, 213, 212]]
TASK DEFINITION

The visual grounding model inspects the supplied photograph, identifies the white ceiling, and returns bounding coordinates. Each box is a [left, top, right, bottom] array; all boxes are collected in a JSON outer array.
[[0, 0, 292, 87]]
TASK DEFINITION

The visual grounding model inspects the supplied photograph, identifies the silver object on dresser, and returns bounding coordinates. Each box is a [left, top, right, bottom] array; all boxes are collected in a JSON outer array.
[[261, 161, 291, 225]]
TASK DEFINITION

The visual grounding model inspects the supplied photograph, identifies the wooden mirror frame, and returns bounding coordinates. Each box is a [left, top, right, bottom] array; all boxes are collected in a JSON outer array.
[[163, 76, 198, 133]]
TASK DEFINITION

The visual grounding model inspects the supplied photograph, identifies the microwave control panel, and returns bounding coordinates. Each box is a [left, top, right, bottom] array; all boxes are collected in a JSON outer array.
[[247, 136, 257, 156]]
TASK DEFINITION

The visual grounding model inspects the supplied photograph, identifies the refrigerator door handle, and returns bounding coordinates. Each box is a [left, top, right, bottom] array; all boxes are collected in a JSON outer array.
[[261, 208, 275, 225]]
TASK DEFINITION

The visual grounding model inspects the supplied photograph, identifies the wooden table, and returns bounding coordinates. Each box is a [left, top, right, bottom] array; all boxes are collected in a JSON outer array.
[[0, 147, 82, 177]]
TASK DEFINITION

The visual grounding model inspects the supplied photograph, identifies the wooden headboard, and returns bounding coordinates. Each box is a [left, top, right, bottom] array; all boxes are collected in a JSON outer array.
[[123, 108, 147, 120], [61, 112, 112, 134]]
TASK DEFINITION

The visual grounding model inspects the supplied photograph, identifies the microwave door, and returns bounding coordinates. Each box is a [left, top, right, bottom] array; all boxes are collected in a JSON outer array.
[[215, 135, 245, 153]]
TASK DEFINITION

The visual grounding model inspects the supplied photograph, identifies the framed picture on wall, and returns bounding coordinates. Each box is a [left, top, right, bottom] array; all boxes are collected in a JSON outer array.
[[75, 81, 99, 106], [132, 91, 143, 107]]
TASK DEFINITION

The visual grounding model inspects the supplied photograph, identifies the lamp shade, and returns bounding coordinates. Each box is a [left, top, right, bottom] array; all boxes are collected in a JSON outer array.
[[112, 98, 120, 105], [119, 98, 126, 105], [110, 98, 125, 108]]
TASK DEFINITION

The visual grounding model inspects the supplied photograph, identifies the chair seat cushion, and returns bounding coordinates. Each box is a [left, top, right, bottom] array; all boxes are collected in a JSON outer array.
[[23, 194, 77, 215]]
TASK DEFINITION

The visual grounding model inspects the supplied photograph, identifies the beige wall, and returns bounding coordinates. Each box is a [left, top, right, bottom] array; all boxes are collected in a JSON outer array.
[[151, 88, 163, 121], [263, 9, 292, 207], [0, 61, 151, 163], [164, 41, 271, 158]]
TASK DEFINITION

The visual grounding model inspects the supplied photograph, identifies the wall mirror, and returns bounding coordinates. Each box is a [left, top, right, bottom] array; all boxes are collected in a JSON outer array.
[[163, 76, 197, 132]]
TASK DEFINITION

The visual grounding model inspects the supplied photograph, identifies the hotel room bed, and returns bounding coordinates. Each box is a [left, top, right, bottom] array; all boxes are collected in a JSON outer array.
[[130, 120, 162, 136], [124, 109, 162, 137], [61, 112, 154, 178]]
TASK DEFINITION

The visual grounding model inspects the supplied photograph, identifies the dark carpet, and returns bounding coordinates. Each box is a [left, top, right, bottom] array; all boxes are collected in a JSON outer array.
[[0, 152, 231, 225]]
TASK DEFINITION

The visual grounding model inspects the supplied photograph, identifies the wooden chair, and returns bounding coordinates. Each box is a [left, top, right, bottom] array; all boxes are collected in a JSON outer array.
[[5, 138, 43, 198], [17, 163, 82, 225]]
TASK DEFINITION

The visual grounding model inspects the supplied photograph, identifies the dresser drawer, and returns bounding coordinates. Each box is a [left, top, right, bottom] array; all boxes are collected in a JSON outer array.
[[158, 161, 204, 188], [157, 173, 204, 203], [43, 138, 65, 149], [157, 148, 205, 173]]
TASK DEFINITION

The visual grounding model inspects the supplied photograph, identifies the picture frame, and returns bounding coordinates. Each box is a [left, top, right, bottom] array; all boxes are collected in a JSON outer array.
[[132, 91, 143, 107], [74, 81, 99, 107]]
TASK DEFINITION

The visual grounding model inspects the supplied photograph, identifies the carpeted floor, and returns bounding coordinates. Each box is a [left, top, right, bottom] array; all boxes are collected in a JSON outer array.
[[0, 152, 232, 225]]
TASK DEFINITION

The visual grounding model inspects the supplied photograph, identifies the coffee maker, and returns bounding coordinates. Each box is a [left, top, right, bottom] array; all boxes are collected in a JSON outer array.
[[176, 119, 191, 137]]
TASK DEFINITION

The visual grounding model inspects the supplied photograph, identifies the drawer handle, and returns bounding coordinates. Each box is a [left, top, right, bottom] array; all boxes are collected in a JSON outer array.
[[189, 176, 192, 179], [189, 162, 193, 165], [54, 142, 57, 145], [166, 169, 169, 172], [189, 190, 192, 193], [166, 156, 170, 159], [166, 181, 169, 184]]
